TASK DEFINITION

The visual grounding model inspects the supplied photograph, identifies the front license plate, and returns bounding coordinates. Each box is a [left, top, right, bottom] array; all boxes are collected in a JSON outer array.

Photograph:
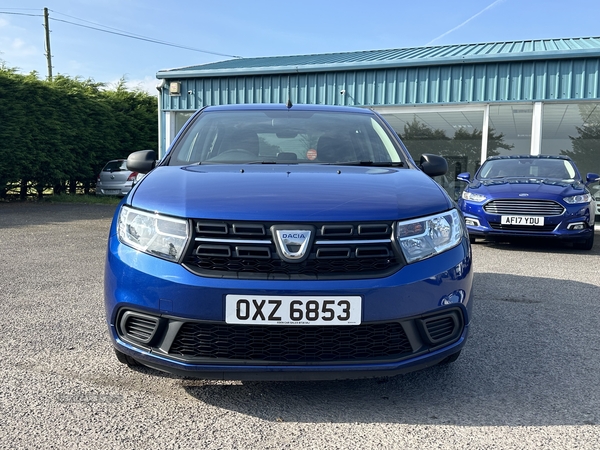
[[501, 215, 544, 226], [225, 295, 362, 326]]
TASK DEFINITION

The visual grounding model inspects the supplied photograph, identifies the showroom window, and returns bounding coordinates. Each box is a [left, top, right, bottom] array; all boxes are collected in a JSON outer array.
[[487, 104, 533, 158], [541, 102, 600, 177], [381, 108, 486, 200], [163, 111, 196, 157]]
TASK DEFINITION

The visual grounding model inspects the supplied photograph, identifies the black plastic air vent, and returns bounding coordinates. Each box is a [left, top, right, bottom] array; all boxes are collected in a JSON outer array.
[[356, 247, 390, 258], [358, 224, 389, 235], [119, 311, 161, 345], [196, 222, 228, 234], [232, 224, 265, 235], [169, 322, 413, 362], [321, 225, 354, 236], [196, 245, 231, 257], [316, 248, 351, 259], [235, 246, 271, 259], [417, 310, 463, 345]]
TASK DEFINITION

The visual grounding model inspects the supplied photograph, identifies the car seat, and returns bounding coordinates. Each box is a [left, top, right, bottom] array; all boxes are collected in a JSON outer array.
[[317, 135, 355, 163]]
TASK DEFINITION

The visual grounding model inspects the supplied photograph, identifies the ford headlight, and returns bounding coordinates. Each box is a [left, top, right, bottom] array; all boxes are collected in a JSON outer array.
[[563, 193, 592, 204], [462, 190, 487, 202], [396, 209, 464, 263], [117, 206, 189, 262]]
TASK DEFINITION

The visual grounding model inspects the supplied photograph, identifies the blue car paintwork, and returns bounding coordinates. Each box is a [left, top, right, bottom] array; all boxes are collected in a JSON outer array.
[[129, 165, 453, 222], [104, 104, 474, 380], [458, 156, 596, 244], [105, 232, 472, 379]]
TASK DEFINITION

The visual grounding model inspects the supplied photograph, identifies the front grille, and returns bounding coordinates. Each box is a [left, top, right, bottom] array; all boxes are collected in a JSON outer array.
[[483, 199, 565, 216], [116, 307, 465, 366], [183, 220, 402, 280], [489, 222, 558, 232], [169, 322, 413, 362]]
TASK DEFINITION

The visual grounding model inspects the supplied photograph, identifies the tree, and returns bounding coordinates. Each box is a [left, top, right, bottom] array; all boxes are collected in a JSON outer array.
[[560, 104, 600, 176], [399, 119, 513, 166], [0, 69, 158, 199], [399, 119, 451, 163], [445, 127, 513, 162]]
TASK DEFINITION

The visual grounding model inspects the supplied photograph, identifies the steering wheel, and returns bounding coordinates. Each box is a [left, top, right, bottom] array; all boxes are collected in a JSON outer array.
[[207, 149, 258, 162]]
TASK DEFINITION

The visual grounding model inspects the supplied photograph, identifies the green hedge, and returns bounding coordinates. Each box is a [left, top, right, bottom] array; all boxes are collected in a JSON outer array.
[[0, 69, 158, 199]]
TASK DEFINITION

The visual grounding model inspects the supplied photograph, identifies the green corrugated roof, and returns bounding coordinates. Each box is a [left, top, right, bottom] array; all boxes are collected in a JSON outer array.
[[157, 37, 600, 78]]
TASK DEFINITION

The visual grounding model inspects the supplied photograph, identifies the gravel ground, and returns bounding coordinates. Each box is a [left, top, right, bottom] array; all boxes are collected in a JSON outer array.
[[1, 202, 599, 449]]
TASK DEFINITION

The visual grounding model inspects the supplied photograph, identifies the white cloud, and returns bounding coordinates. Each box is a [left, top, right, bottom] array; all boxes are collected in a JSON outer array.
[[0, 15, 41, 71], [105, 75, 160, 95], [427, 0, 507, 45], [127, 76, 160, 95], [10, 37, 38, 56]]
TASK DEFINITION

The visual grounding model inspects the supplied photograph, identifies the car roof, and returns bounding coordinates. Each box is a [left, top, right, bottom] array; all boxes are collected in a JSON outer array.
[[201, 103, 375, 115], [485, 155, 573, 162]]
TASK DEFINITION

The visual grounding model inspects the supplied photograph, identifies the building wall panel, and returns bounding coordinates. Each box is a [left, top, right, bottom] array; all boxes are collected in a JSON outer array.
[[160, 58, 600, 111]]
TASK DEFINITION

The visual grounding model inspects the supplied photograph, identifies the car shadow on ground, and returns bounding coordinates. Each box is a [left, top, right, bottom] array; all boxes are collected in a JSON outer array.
[[472, 231, 599, 255], [169, 273, 600, 427]]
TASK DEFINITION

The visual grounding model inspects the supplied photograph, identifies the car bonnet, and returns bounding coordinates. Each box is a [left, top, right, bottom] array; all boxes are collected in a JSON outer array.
[[128, 164, 452, 222]]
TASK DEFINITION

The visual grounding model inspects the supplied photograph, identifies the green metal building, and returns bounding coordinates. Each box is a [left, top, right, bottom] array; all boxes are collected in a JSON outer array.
[[156, 37, 600, 188]]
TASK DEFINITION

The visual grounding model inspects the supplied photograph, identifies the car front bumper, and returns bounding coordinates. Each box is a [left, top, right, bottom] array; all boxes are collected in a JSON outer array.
[[95, 184, 132, 196], [104, 232, 473, 380], [460, 200, 595, 241]]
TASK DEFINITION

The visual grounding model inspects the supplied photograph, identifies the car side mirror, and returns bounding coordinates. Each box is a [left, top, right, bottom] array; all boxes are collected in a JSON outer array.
[[127, 150, 157, 174], [585, 173, 600, 184], [419, 154, 448, 177], [456, 172, 471, 183]]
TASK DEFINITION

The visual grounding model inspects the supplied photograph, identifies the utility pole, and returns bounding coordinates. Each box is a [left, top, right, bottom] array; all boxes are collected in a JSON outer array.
[[43, 7, 52, 81]]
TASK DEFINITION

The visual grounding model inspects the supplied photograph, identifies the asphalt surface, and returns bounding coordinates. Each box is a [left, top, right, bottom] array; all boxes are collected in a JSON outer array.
[[1, 202, 599, 450]]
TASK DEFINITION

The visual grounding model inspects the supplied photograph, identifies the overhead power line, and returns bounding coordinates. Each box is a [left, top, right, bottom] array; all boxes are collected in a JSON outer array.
[[0, 11, 43, 17], [50, 17, 242, 59], [0, 8, 243, 59]]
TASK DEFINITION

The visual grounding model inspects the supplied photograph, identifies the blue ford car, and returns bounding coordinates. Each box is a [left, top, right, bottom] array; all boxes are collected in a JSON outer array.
[[457, 155, 598, 250], [104, 103, 473, 380]]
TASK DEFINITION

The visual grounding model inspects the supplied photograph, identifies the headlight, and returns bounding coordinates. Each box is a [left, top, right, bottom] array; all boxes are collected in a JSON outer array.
[[461, 190, 486, 202], [563, 194, 592, 204], [396, 209, 464, 264], [117, 206, 189, 262]]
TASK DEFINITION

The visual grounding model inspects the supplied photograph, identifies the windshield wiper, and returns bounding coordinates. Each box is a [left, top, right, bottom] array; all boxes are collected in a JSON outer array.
[[245, 160, 300, 164], [320, 160, 404, 167]]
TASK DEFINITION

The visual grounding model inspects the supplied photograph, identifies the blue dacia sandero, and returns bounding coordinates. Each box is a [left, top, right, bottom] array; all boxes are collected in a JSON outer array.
[[104, 103, 473, 380]]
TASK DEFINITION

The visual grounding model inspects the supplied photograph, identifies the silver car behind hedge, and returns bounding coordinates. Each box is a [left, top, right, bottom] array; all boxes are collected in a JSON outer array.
[[96, 159, 137, 196]]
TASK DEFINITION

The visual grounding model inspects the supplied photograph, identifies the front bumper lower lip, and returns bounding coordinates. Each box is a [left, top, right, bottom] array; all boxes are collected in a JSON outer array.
[[461, 208, 594, 240], [465, 223, 594, 240], [112, 331, 468, 381], [110, 304, 469, 381]]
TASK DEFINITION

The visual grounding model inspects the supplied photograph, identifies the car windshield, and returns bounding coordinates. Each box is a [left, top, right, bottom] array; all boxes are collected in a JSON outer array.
[[103, 160, 127, 171], [167, 109, 405, 166], [478, 158, 578, 181]]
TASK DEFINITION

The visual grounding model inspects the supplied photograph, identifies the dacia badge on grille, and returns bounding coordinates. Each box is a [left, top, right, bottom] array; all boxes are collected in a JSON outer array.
[[271, 225, 315, 263]]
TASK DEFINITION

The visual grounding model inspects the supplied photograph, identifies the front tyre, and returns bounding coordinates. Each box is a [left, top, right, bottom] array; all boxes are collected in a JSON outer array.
[[438, 350, 461, 365], [114, 348, 140, 367]]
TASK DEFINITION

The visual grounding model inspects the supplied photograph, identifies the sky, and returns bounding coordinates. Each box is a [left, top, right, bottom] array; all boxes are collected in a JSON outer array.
[[1, 0, 599, 94]]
